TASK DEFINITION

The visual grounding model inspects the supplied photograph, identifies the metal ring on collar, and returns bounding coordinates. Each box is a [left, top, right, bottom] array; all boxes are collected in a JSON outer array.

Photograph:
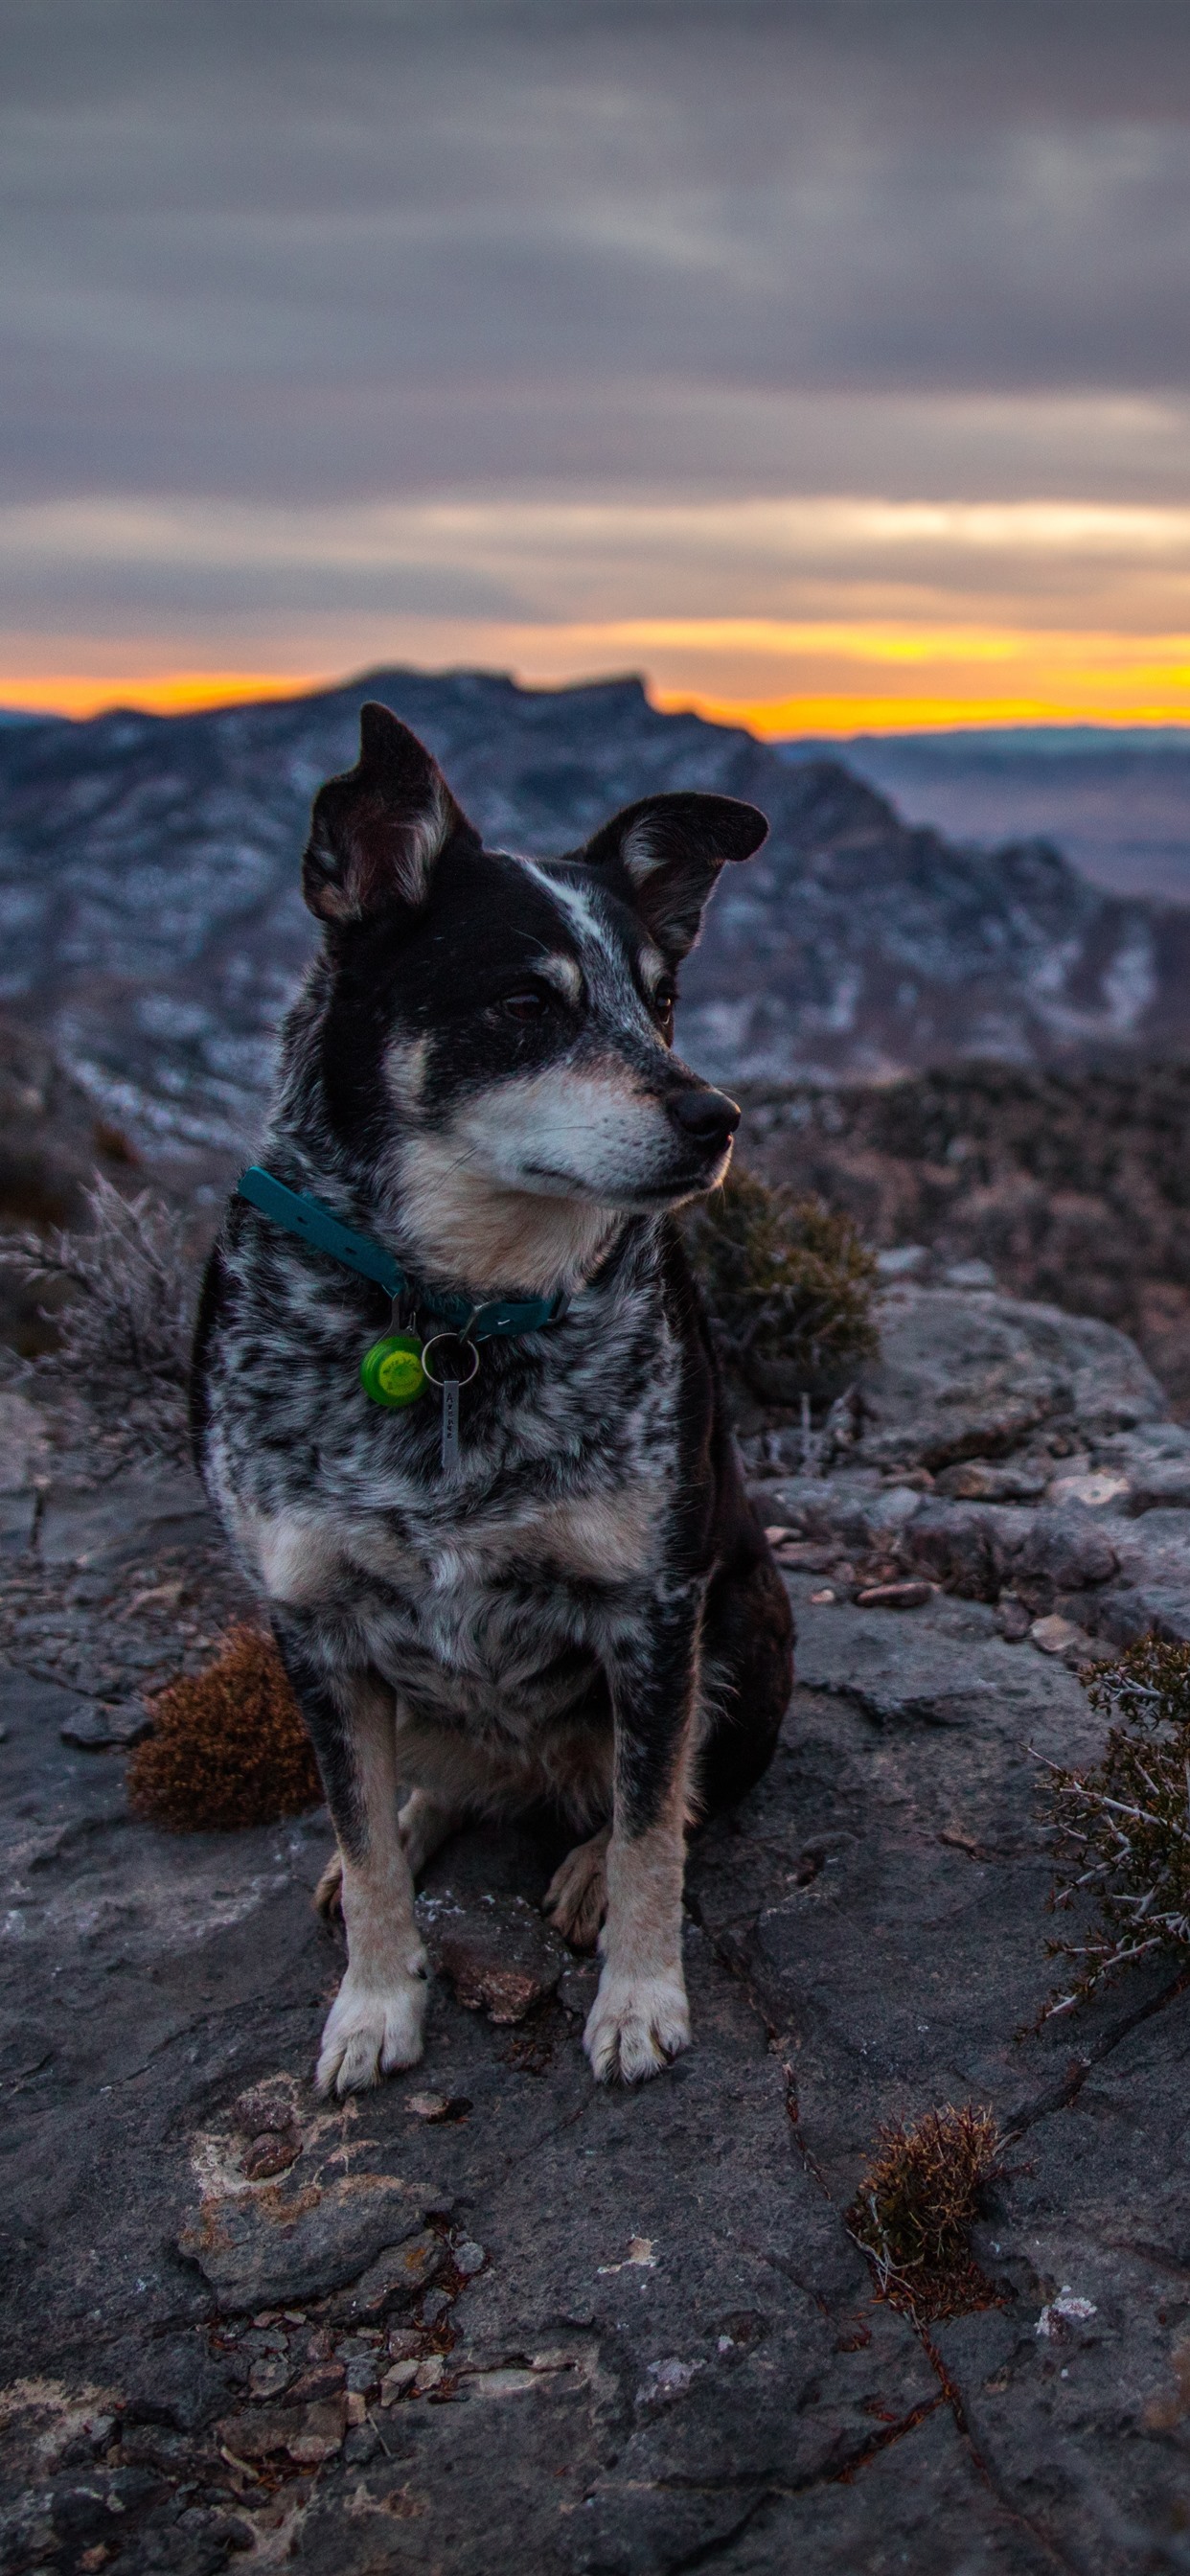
[[420, 1331, 480, 1389]]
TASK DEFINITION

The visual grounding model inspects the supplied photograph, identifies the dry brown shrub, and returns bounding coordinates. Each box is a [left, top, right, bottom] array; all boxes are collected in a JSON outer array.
[[1, 1174, 193, 1459], [127, 1624, 322, 1830], [846, 2103, 1005, 2322], [1039, 1633, 1190, 2017]]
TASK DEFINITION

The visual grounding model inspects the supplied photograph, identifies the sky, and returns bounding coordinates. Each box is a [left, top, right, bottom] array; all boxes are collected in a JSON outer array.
[[6, 0, 1190, 732]]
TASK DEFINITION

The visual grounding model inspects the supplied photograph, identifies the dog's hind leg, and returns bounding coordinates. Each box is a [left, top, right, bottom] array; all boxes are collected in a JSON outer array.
[[273, 1625, 428, 2096], [543, 1825, 610, 1950], [314, 1786, 462, 1923], [698, 1550, 794, 1817], [399, 1785, 463, 1876], [314, 1848, 346, 1921], [543, 1824, 607, 1937]]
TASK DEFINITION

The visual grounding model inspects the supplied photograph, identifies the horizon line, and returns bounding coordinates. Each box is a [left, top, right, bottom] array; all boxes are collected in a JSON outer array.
[[7, 663, 1190, 742]]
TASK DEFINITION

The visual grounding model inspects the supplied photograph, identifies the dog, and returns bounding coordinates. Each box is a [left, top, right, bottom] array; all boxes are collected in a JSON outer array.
[[192, 702, 793, 2096]]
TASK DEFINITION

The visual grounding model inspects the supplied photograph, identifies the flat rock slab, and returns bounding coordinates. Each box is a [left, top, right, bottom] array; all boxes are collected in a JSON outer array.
[[35, 1465, 214, 1567], [179, 2147, 431, 2311], [790, 1585, 1093, 1745], [700, 2403, 1057, 2576], [930, 1988, 1190, 2570], [3, 1374, 1190, 2573], [0, 1658, 134, 1862]]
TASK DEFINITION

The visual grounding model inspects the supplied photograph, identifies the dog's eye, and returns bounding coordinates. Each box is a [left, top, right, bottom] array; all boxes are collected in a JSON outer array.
[[500, 989, 551, 1024], [652, 982, 676, 1033]]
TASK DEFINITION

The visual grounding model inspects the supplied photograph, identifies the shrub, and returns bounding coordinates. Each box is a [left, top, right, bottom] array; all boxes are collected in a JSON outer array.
[[846, 2104, 1005, 2321], [684, 1167, 878, 1402], [1039, 1634, 1190, 2018], [1, 1175, 192, 1457], [128, 1624, 322, 1830]]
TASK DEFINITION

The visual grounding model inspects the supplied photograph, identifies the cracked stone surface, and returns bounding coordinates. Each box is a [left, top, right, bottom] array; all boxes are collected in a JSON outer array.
[[3, 1289, 1190, 2572]]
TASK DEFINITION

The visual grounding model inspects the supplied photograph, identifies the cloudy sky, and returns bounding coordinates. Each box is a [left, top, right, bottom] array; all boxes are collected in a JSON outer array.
[[6, 0, 1190, 729]]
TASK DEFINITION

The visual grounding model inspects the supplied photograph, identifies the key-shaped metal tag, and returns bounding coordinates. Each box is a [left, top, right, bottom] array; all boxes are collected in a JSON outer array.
[[441, 1373, 460, 1469], [421, 1331, 480, 1473]]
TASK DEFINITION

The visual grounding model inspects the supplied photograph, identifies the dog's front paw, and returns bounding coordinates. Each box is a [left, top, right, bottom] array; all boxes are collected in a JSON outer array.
[[316, 1958, 427, 2098], [584, 1970, 690, 2084]]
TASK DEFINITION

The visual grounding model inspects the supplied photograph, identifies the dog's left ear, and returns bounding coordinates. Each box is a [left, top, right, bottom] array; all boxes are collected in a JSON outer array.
[[302, 702, 478, 924], [577, 792, 767, 961]]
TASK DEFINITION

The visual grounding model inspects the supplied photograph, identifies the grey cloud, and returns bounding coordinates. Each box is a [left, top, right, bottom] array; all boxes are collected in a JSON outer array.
[[4, 1, 1190, 511], [0, 555, 529, 624]]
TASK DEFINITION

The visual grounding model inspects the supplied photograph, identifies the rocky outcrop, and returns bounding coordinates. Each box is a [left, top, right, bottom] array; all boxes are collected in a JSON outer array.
[[3, 1282, 1190, 2571], [741, 1059, 1190, 1413], [801, 724, 1190, 906], [747, 1283, 1190, 1666]]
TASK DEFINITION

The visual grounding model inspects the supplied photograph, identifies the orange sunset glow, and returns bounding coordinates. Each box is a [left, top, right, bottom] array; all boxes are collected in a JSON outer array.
[[9, 623, 1190, 739]]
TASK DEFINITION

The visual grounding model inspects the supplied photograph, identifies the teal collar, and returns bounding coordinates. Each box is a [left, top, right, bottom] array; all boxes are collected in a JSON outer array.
[[236, 1165, 569, 1343]]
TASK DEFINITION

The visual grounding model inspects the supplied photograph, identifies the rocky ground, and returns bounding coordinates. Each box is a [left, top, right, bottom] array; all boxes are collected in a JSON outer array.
[[739, 1063, 1190, 1414], [3, 1283, 1190, 2573]]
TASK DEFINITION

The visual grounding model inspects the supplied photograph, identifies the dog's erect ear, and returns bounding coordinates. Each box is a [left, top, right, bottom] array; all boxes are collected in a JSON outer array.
[[576, 792, 767, 961], [302, 703, 478, 924]]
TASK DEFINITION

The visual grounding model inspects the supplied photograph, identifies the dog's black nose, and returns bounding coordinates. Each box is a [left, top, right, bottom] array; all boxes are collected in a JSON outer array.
[[668, 1088, 742, 1151]]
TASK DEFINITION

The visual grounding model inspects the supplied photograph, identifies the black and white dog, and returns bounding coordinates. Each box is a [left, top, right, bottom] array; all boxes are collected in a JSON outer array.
[[192, 705, 793, 2096]]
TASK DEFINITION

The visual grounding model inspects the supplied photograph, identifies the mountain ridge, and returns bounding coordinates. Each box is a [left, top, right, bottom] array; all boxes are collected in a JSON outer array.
[[783, 724, 1190, 904], [3, 666, 1189, 1153]]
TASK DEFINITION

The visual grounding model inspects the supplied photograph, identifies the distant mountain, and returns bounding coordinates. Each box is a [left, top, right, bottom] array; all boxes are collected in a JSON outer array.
[[5, 670, 1190, 1154], [780, 725, 1190, 903]]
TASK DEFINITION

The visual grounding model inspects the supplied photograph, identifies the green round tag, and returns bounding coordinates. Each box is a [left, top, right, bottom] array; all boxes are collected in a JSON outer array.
[[359, 1332, 427, 1409]]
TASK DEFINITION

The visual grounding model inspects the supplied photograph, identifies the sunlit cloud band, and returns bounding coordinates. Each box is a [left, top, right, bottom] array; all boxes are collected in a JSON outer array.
[[7, 493, 1190, 731]]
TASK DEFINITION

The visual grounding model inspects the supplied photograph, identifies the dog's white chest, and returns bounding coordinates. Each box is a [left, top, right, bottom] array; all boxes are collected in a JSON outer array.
[[239, 1473, 661, 1707]]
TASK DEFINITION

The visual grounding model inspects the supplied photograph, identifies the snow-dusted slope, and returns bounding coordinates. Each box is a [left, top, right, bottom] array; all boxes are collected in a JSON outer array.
[[3, 669, 1188, 1151]]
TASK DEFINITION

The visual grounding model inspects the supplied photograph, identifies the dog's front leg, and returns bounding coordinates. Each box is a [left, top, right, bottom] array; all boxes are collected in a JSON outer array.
[[272, 1622, 428, 2096], [584, 1583, 702, 2085]]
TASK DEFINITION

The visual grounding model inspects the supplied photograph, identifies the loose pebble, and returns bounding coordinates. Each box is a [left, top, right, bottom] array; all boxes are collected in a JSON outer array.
[[286, 2362, 346, 2405], [995, 1595, 1033, 1643], [378, 2358, 420, 2405], [405, 2091, 451, 2121], [1046, 1472, 1131, 1511], [247, 2356, 292, 2402], [241, 2129, 300, 2181], [60, 1702, 152, 1750], [235, 2091, 298, 2137], [1030, 1614, 1084, 1656], [1037, 2289, 1098, 2337]]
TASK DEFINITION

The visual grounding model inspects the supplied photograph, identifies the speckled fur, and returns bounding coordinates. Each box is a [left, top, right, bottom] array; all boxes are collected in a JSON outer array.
[[193, 705, 793, 2092]]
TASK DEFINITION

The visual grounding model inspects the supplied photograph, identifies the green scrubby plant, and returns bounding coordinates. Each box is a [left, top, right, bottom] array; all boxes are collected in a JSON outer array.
[[846, 2104, 1005, 2322], [684, 1166, 878, 1403], [1038, 1634, 1190, 2019]]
